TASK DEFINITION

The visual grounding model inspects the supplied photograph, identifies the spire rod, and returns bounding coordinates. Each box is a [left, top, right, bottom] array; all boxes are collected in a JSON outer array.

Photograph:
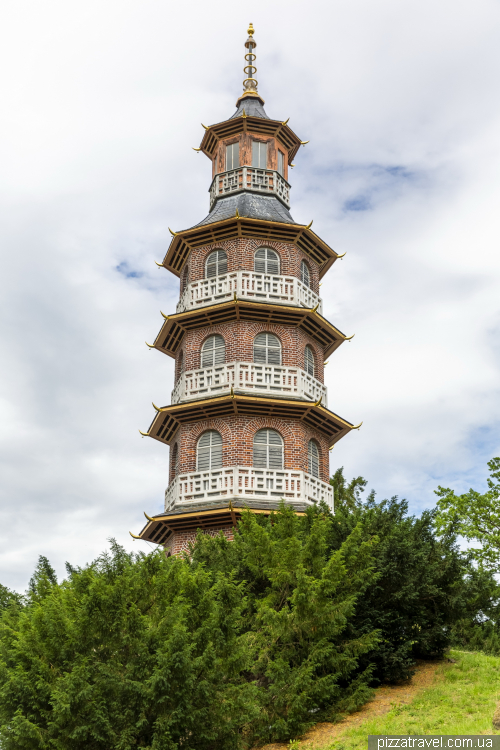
[[241, 23, 259, 99]]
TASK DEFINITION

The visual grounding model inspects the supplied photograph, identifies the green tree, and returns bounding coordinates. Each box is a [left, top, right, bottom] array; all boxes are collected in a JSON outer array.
[[192, 505, 380, 742], [327, 471, 465, 683], [434, 457, 500, 570], [0, 541, 259, 750]]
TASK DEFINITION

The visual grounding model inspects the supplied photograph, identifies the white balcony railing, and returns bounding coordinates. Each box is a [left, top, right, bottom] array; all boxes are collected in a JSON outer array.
[[164, 466, 333, 512], [209, 167, 291, 209], [176, 271, 322, 314], [171, 362, 328, 406]]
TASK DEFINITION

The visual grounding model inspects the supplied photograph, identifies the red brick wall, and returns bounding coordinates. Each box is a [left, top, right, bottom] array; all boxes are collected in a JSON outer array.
[[168, 415, 330, 483], [175, 320, 324, 382], [164, 525, 234, 556], [182, 237, 320, 295]]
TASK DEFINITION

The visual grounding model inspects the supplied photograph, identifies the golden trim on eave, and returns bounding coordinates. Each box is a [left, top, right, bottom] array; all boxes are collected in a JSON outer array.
[[145, 392, 354, 449], [148, 298, 348, 360], [162, 216, 340, 279]]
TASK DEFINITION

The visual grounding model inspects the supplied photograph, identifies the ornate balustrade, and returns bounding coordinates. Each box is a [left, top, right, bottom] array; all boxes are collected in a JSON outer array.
[[176, 271, 322, 314], [171, 362, 327, 406], [164, 466, 334, 511], [209, 167, 291, 209]]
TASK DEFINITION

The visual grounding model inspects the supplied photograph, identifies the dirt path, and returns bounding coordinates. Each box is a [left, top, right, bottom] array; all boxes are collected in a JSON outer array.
[[260, 660, 445, 750]]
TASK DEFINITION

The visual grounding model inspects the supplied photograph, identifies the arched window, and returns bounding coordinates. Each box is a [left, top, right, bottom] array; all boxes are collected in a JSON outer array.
[[206, 249, 227, 278], [304, 345, 315, 376], [300, 260, 310, 287], [253, 429, 283, 469], [254, 247, 280, 275], [197, 431, 223, 471], [181, 264, 189, 292], [254, 333, 281, 365], [308, 440, 320, 478], [171, 443, 179, 479], [201, 334, 225, 367]]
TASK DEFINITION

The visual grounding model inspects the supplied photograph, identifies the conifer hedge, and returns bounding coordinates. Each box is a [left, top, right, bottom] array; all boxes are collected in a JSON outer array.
[[0, 483, 469, 749]]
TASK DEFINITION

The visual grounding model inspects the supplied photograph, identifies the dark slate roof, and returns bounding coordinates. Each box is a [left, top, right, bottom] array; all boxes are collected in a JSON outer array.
[[194, 192, 295, 227], [230, 95, 269, 119], [161, 499, 311, 517]]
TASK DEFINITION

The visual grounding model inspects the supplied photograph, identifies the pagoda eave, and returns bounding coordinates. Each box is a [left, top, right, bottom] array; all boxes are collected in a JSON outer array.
[[135, 502, 307, 545], [199, 115, 303, 162], [162, 216, 338, 278], [150, 299, 348, 359], [144, 393, 354, 448]]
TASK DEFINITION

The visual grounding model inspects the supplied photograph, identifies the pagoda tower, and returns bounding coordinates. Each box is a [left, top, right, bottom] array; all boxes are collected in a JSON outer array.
[[131, 25, 360, 555]]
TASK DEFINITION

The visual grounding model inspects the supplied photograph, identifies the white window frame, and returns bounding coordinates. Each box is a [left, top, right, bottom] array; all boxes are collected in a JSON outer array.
[[253, 332, 282, 365], [300, 260, 310, 288], [226, 143, 239, 171], [253, 428, 284, 469], [206, 249, 228, 278], [201, 335, 226, 367], [254, 247, 280, 275], [304, 345, 315, 376], [252, 140, 268, 169], [308, 440, 320, 478], [197, 431, 223, 471]]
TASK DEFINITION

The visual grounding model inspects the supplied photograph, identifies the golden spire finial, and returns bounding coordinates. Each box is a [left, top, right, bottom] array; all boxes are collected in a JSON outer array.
[[241, 23, 259, 99]]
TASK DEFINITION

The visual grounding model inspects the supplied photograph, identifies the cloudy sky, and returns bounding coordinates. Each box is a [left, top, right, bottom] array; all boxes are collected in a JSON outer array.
[[1, 0, 500, 590]]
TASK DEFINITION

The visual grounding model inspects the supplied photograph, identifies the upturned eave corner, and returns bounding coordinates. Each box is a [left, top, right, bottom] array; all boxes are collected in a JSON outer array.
[[161, 216, 340, 278]]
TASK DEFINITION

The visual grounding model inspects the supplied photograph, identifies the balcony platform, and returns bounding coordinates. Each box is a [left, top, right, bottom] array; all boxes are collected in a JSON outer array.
[[164, 466, 334, 511], [171, 363, 328, 406], [209, 167, 291, 209], [161, 215, 341, 277], [177, 270, 321, 314], [143, 392, 354, 448], [150, 298, 348, 359], [134, 498, 310, 546]]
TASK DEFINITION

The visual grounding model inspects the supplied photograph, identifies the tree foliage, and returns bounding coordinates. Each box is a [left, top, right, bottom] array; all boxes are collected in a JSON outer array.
[[328, 470, 465, 683], [434, 457, 500, 570], [0, 472, 474, 748]]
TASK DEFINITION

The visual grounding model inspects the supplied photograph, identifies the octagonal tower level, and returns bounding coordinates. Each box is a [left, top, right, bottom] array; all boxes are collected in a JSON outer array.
[[132, 25, 359, 556]]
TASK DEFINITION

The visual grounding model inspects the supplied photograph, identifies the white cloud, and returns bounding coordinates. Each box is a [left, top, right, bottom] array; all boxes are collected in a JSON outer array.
[[1, 0, 499, 589]]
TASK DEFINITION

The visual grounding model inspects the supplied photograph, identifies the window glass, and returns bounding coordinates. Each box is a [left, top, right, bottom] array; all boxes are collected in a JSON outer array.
[[304, 345, 315, 376], [254, 332, 281, 365], [254, 247, 280, 275], [201, 335, 225, 368], [197, 430, 223, 471], [214, 155, 217, 174], [300, 260, 310, 287], [252, 140, 268, 169], [177, 350, 184, 374], [278, 150, 285, 176], [206, 249, 228, 278], [253, 428, 283, 469], [308, 440, 320, 478], [226, 143, 239, 171]]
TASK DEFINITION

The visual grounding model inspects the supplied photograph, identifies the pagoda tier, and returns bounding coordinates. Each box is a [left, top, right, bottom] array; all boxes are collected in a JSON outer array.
[[142, 393, 354, 448], [161, 215, 341, 277], [148, 298, 350, 359], [130, 25, 360, 556]]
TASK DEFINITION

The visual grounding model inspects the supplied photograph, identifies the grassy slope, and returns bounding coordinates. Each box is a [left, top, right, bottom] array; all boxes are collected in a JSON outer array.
[[317, 651, 500, 750]]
